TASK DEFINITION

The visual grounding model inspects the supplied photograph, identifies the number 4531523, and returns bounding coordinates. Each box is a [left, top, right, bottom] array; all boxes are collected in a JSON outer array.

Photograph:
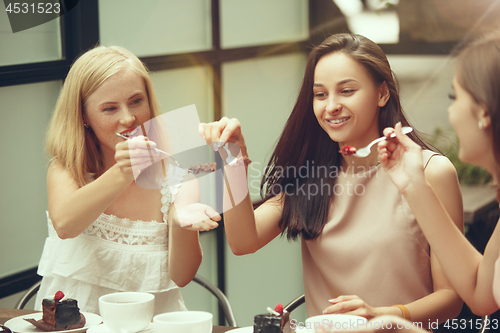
[[5, 2, 61, 14], [443, 318, 498, 330]]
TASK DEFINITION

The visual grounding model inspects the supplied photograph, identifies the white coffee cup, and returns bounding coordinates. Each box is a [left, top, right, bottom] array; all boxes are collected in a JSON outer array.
[[303, 314, 367, 333], [153, 311, 212, 333], [98, 292, 155, 333]]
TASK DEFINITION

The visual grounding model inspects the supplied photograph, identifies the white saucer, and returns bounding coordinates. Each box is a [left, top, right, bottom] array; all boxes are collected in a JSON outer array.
[[87, 323, 154, 333], [4, 312, 102, 333]]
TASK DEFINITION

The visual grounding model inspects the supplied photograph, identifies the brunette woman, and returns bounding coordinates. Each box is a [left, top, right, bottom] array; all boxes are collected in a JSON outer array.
[[200, 33, 463, 328], [331, 29, 500, 333]]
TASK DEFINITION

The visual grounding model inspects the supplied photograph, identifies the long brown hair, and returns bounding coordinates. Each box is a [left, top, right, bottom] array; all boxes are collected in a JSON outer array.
[[455, 31, 500, 164], [261, 33, 434, 240]]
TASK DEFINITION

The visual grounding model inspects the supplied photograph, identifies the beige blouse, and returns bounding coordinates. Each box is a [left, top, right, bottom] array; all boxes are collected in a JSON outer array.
[[302, 150, 438, 316]]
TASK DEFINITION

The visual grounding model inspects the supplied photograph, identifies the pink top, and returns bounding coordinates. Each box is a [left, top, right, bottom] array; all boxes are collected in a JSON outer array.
[[302, 151, 438, 316]]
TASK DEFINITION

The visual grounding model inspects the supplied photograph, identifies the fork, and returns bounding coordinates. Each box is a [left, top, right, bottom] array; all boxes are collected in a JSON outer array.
[[353, 126, 413, 158]]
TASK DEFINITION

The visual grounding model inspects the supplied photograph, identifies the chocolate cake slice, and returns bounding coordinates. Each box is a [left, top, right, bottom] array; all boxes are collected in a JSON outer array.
[[25, 291, 85, 331], [254, 305, 291, 333], [42, 298, 82, 328]]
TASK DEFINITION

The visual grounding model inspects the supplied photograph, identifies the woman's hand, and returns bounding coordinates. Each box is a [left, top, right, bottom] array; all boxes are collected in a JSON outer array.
[[323, 295, 379, 320], [199, 117, 247, 154], [378, 123, 426, 194], [114, 136, 162, 181], [172, 203, 220, 231]]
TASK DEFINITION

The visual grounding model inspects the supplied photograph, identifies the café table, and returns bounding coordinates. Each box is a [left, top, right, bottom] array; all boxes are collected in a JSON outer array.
[[0, 308, 237, 333], [461, 184, 498, 225]]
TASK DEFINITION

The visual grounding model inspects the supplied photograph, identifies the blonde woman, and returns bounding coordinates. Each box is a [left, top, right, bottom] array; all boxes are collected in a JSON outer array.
[[35, 46, 219, 314]]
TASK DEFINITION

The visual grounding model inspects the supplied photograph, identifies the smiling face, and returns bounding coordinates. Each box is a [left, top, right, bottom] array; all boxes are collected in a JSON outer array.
[[448, 75, 490, 165], [83, 66, 151, 162], [312, 52, 389, 148]]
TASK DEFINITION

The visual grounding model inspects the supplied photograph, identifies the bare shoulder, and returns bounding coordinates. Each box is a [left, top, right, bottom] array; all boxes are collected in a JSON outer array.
[[424, 154, 464, 229], [424, 154, 458, 184], [47, 158, 63, 174], [255, 193, 285, 226], [259, 193, 285, 211], [47, 160, 78, 187], [47, 160, 80, 206]]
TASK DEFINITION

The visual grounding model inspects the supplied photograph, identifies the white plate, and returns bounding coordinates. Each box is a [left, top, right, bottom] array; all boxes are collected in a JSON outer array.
[[305, 314, 367, 333], [4, 312, 102, 333], [86, 323, 154, 333], [228, 327, 253, 333]]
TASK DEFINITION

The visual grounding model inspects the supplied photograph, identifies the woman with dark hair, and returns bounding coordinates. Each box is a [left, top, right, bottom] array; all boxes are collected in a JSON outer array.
[[329, 29, 500, 333], [377, 31, 500, 320], [200, 33, 462, 327]]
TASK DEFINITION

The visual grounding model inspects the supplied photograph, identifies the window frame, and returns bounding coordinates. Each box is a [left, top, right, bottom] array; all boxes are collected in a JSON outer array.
[[0, 0, 99, 87]]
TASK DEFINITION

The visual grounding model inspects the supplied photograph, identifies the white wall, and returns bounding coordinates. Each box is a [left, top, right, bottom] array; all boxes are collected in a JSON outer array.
[[0, 81, 61, 278]]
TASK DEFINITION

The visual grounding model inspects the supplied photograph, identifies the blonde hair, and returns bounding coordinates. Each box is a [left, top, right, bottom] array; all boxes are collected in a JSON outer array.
[[46, 45, 162, 186]]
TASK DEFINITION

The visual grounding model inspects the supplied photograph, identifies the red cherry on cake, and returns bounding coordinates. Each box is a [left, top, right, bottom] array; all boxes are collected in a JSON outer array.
[[54, 291, 65, 301], [274, 303, 284, 315]]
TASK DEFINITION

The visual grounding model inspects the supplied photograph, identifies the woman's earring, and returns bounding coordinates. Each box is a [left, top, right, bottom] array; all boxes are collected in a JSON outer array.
[[478, 121, 483, 130], [84, 123, 89, 129]]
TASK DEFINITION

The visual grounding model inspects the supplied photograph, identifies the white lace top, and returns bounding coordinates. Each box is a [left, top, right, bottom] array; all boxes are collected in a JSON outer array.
[[35, 168, 188, 314]]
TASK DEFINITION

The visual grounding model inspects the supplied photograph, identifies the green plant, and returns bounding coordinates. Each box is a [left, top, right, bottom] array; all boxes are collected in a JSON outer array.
[[432, 128, 492, 185]]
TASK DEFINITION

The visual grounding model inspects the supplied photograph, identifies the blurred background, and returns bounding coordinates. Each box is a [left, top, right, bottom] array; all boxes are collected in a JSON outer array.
[[1, 0, 499, 329]]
